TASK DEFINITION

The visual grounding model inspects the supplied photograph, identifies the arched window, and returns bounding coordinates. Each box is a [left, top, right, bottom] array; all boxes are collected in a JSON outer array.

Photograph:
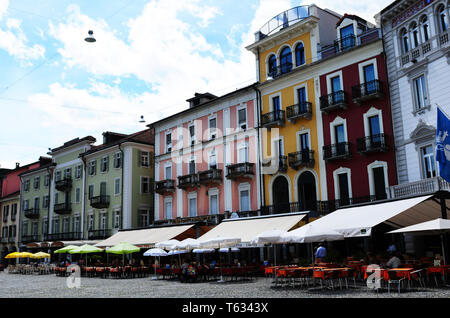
[[400, 28, 409, 53], [437, 4, 448, 32], [410, 22, 419, 48], [420, 15, 430, 42], [295, 42, 305, 66], [279, 46, 292, 74], [268, 54, 277, 78]]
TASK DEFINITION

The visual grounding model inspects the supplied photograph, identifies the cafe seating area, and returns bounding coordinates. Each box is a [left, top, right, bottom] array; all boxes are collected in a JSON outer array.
[[263, 260, 450, 293]]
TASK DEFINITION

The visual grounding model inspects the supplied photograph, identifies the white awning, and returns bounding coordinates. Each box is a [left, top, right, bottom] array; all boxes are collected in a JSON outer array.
[[388, 218, 450, 235], [196, 213, 307, 244], [95, 225, 195, 248], [298, 195, 438, 238]]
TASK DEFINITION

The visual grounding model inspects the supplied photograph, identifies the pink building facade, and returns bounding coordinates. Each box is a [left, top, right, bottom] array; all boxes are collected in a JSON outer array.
[[150, 85, 260, 221]]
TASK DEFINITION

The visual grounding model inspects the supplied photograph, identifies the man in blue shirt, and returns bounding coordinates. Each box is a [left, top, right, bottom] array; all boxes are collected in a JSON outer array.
[[315, 243, 327, 264]]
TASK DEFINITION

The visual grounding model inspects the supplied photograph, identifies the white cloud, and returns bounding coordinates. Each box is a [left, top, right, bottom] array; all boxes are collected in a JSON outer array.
[[0, 1, 45, 62], [0, 0, 8, 21]]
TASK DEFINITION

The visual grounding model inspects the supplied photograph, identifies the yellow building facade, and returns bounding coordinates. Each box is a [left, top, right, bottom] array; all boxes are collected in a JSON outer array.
[[246, 5, 340, 214]]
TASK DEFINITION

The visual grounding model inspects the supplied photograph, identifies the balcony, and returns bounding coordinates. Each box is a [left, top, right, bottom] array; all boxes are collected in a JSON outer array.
[[352, 80, 384, 105], [323, 142, 352, 161], [153, 213, 225, 227], [24, 207, 40, 220], [226, 162, 255, 180], [263, 155, 288, 173], [53, 202, 72, 215], [256, 6, 310, 40], [286, 102, 312, 122], [44, 232, 82, 241], [90, 195, 110, 209], [55, 177, 72, 192], [155, 179, 175, 195], [177, 174, 199, 189], [21, 235, 39, 243], [320, 91, 348, 113], [357, 134, 389, 155], [268, 62, 293, 78], [261, 110, 285, 128], [198, 168, 223, 185], [321, 29, 382, 60], [88, 229, 111, 240], [288, 150, 315, 169], [388, 177, 450, 200]]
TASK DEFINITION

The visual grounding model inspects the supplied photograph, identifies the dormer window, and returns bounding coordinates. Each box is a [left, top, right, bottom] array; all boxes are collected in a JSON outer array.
[[339, 24, 355, 50]]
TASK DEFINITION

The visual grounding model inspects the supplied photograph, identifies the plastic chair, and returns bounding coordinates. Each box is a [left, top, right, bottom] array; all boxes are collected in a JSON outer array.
[[387, 270, 407, 293]]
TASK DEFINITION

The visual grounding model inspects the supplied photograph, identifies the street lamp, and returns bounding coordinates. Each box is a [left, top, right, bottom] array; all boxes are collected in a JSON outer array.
[[85, 30, 96, 43]]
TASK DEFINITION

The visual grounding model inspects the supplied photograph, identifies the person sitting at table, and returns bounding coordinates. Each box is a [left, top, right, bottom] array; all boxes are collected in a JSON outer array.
[[210, 260, 217, 268], [385, 253, 402, 269], [314, 243, 327, 264]]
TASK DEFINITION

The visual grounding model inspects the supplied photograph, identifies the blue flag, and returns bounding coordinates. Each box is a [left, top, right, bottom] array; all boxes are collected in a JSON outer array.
[[436, 107, 450, 183]]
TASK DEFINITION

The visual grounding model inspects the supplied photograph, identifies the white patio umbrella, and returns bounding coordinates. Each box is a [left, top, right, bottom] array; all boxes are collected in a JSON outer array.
[[218, 247, 240, 253], [175, 238, 201, 251], [252, 230, 289, 285], [143, 248, 168, 280], [192, 248, 215, 265], [281, 224, 345, 265], [155, 239, 180, 251], [198, 237, 242, 283], [387, 218, 450, 265]]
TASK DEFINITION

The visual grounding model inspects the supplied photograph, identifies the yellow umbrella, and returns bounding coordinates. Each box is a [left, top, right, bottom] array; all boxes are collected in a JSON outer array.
[[18, 252, 34, 258], [32, 252, 51, 259], [5, 252, 21, 259]]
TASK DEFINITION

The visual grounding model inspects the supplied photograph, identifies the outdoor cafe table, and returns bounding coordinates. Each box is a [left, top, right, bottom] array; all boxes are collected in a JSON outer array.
[[313, 268, 349, 280], [426, 265, 450, 276], [362, 266, 414, 281]]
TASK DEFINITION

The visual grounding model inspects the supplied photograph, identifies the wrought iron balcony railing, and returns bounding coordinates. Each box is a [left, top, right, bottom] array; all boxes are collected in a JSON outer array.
[[24, 207, 40, 220], [155, 179, 175, 194], [226, 162, 255, 180], [268, 62, 294, 78], [198, 168, 223, 185], [286, 102, 312, 122], [261, 110, 285, 128], [53, 202, 72, 215], [88, 229, 111, 240], [55, 177, 72, 192], [263, 155, 288, 173], [352, 80, 384, 104], [90, 195, 110, 209], [356, 134, 389, 154], [44, 232, 82, 241], [177, 174, 200, 189], [288, 150, 315, 169], [320, 91, 348, 113], [21, 235, 39, 243], [323, 142, 352, 161]]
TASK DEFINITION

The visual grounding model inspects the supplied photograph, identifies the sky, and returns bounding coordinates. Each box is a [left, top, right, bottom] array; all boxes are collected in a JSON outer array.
[[0, 0, 393, 169]]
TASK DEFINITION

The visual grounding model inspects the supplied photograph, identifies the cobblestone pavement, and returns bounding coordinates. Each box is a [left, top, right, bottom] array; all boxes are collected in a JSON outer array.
[[0, 271, 450, 298]]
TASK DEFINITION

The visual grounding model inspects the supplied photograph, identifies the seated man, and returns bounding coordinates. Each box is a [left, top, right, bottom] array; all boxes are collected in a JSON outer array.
[[385, 253, 401, 269]]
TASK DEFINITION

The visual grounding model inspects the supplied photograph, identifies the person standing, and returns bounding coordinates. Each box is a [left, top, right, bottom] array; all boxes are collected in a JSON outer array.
[[315, 243, 327, 264]]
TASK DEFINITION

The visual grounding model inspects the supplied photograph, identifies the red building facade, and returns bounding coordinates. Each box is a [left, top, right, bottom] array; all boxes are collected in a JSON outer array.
[[318, 16, 397, 208]]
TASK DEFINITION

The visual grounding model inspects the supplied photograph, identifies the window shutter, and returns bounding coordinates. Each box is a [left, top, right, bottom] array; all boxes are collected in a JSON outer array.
[[138, 150, 142, 167]]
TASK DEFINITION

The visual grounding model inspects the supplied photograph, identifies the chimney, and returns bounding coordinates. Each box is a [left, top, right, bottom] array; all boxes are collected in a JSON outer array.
[[15, 163, 20, 169]]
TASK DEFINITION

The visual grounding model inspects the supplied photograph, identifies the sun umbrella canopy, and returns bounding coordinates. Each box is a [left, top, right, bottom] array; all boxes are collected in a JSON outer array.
[[5, 252, 21, 259], [192, 248, 215, 254], [143, 248, 168, 257], [69, 244, 103, 254], [219, 247, 240, 253], [33, 252, 51, 259], [281, 224, 345, 243], [18, 252, 35, 258], [167, 250, 188, 255], [199, 237, 241, 249], [175, 238, 200, 251], [54, 245, 79, 254], [155, 239, 180, 251], [106, 242, 140, 255], [252, 230, 289, 245], [387, 218, 450, 235]]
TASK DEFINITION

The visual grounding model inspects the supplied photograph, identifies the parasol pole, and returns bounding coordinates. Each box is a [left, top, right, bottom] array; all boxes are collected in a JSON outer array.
[[218, 241, 224, 283], [441, 234, 447, 266]]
